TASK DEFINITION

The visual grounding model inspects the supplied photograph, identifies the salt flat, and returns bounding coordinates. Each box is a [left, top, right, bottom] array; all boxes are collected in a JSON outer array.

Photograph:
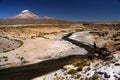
[[0, 31, 94, 68]]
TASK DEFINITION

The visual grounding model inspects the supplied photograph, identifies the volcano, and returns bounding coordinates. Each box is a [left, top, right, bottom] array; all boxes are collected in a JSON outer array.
[[10, 10, 41, 19]]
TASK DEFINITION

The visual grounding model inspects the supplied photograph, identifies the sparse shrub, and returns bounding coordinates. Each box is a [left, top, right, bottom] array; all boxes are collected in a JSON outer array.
[[113, 34, 117, 38], [91, 74, 100, 80], [111, 60, 116, 63], [80, 78, 84, 80], [3, 48, 6, 50], [12, 49, 15, 50], [17, 40, 23, 48], [2, 56, 8, 59], [77, 65, 83, 71], [67, 69, 77, 75], [68, 58, 90, 67], [85, 78, 89, 80], [2, 56, 8, 61], [115, 63, 120, 66], [4, 58, 8, 61], [54, 73, 57, 76], [75, 29, 82, 32], [84, 67, 91, 72], [3, 50, 11, 53], [75, 74, 81, 79], [74, 62, 82, 67]]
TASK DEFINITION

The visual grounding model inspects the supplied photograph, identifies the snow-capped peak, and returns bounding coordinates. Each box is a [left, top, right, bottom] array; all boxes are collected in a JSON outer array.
[[10, 9, 55, 20], [10, 9, 41, 19], [21, 10, 30, 13]]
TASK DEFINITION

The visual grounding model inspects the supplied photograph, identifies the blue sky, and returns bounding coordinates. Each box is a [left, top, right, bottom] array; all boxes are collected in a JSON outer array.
[[0, 0, 120, 21]]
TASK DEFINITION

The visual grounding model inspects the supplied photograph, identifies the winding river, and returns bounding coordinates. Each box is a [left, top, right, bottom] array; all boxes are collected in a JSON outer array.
[[0, 32, 95, 80]]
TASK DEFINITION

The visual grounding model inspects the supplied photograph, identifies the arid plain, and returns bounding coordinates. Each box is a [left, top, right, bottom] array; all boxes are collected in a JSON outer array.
[[0, 10, 120, 80]]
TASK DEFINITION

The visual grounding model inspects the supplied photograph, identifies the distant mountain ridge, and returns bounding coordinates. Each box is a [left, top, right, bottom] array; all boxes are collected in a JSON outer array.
[[0, 10, 73, 25]]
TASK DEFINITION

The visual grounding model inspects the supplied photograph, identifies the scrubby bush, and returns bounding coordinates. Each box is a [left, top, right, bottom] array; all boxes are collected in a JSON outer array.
[[2, 56, 8, 61], [67, 69, 77, 75], [91, 74, 100, 80], [77, 65, 83, 71], [115, 63, 120, 66], [4, 58, 8, 61], [75, 74, 81, 79], [68, 58, 90, 67], [80, 78, 84, 80]]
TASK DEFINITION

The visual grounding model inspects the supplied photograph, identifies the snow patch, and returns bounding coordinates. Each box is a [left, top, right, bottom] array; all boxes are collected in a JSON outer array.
[[22, 10, 30, 13]]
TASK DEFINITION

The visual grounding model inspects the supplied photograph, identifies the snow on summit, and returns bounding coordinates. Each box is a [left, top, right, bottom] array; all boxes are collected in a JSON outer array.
[[21, 10, 30, 13], [9, 9, 54, 20], [10, 9, 40, 19]]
